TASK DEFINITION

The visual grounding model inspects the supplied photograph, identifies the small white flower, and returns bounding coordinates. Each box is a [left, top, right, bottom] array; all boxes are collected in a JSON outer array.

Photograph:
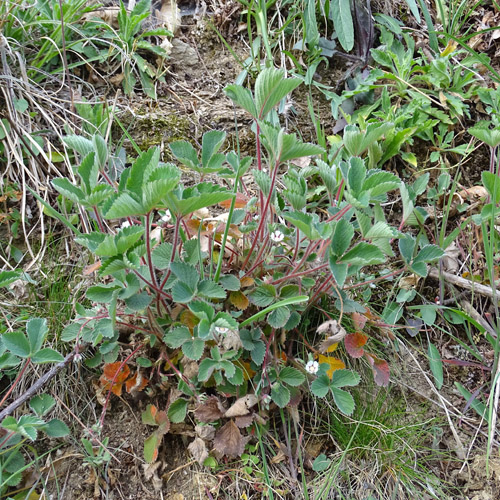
[[121, 221, 131, 229], [305, 360, 319, 374], [215, 326, 229, 334], [160, 210, 172, 223], [270, 230, 284, 243], [73, 353, 83, 364], [253, 214, 259, 221]]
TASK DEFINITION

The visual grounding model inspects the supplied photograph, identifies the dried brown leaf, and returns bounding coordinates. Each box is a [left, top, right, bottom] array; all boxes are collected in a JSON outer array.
[[224, 394, 258, 418], [188, 437, 209, 465], [213, 420, 246, 458], [234, 414, 254, 428], [195, 396, 225, 423]]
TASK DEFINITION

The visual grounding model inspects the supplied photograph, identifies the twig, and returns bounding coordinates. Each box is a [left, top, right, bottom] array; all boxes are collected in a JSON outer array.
[[429, 267, 500, 301], [0, 350, 76, 421]]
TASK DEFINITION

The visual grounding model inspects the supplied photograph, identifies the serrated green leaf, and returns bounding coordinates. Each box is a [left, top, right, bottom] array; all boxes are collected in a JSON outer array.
[[267, 306, 291, 328], [219, 274, 241, 291], [255, 68, 302, 119], [271, 382, 291, 408], [279, 366, 305, 387], [152, 243, 173, 269], [311, 374, 330, 398], [331, 387, 355, 415], [248, 284, 276, 307], [331, 219, 354, 257], [169, 140, 199, 170], [30, 394, 55, 417], [251, 340, 266, 365], [26, 318, 47, 354], [86, 284, 121, 303], [63, 135, 94, 156], [144, 433, 161, 463], [331, 369, 361, 388], [31, 348, 64, 364], [164, 327, 192, 348], [413, 245, 445, 264], [182, 338, 205, 361], [197, 280, 226, 299], [312, 453, 331, 472], [170, 262, 199, 289], [201, 130, 226, 169], [198, 358, 218, 381], [224, 84, 257, 118], [51, 178, 85, 204], [43, 418, 70, 437], [104, 192, 144, 218], [2, 331, 30, 358], [339, 242, 385, 265], [0, 270, 22, 288], [168, 399, 188, 423]]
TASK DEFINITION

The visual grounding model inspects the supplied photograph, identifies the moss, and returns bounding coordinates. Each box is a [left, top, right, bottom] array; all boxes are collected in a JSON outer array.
[[115, 110, 191, 157]]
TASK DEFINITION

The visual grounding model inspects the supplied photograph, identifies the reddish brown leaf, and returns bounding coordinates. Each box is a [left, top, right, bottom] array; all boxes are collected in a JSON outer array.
[[213, 420, 246, 458], [229, 291, 249, 310], [344, 332, 368, 359], [83, 260, 102, 275], [195, 396, 225, 423], [365, 353, 390, 387], [240, 277, 255, 288], [180, 309, 199, 330], [100, 362, 131, 396], [218, 192, 249, 209], [125, 371, 149, 394], [103, 362, 131, 383], [235, 414, 254, 428], [351, 312, 367, 331]]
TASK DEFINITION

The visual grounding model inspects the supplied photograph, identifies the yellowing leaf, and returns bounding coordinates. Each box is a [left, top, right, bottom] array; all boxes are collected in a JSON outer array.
[[325, 342, 338, 353], [240, 277, 255, 288], [180, 309, 199, 330], [317, 355, 345, 379], [229, 291, 249, 310]]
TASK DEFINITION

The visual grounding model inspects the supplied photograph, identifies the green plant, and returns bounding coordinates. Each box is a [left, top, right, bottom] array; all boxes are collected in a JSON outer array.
[[49, 66, 445, 466]]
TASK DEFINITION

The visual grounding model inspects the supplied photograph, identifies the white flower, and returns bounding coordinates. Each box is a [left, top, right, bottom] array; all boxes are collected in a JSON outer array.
[[305, 360, 319, 374], [253, 214, 259, 221], [270, 230, 284, 243], [215, 326, 229, 334], [73, 353, 83, 364], [121, 221, 131, 229], [160, 210, 172, 223]]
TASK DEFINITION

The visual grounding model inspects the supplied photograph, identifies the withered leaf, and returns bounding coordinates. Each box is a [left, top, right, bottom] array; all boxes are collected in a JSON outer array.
[[316, 320, 346, 338], [213, 420, 246, 458], [195, 423, 215, 441], [224, 394, 258, 418], [229, 291, 250, 310], [234, 414, 254, 428], [188, 437, 209, 465], [195, 396, 225, 423]]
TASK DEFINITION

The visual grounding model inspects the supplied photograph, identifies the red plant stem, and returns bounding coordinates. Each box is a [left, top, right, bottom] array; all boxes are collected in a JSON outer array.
[[158, 216, 181, 292], [133, 269, 171, 300], [270, 263, 329, 285], [159, 352, 199, 396], [335, 179, 344, 203], [242, 158, 281, 269], [99, 343, 144, 428], [255, 122, 265, 227], [343, 268, 404, 290], [0, 359, 30, 408], [0, 431, 16, 450], [93, 206, 106, 233], [309, 275, 333, 305], [241, 234, 270, 278]]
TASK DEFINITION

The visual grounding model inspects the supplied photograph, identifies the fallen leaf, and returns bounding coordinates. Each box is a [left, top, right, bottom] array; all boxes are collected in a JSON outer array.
[[224, 394, 258, 418], [317, 355, 345, 379], [344, 332, 368, 358], [213, 420, 246, 458], [221, 330, 243, 351], [316, 319, 346, 337], [195, 396, 225, 422], [188, 437, 209, 465], [351, 312, 367, 331], [125, 371, 149, 394], [365, 353, 390, 387], [229, 291, 249, 310], [234, 414, 254, 428], [399, 274, 421, 290], [195, 423, 215, 440], [100, 362, 131, 396], [218, 192, 249, 209]]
